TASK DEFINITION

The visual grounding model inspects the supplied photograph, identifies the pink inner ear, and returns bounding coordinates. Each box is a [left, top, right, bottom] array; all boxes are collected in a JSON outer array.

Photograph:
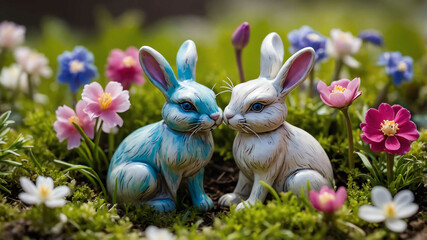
[[141, 51, 167, 89], [282, 51, 313, 90]]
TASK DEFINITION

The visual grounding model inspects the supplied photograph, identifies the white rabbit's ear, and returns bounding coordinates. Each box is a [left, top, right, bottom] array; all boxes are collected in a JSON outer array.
[[259, 32, 284, 79], [176, 40, 198, 81], [139, 46, 179, 100], [273, 47, 315, 97]]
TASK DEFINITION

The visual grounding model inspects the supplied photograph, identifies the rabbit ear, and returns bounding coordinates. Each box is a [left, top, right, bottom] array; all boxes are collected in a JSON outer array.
[[139, 46, 179, 99], [273, 47, 315, 97], [259, 32, 284, 79], [176, 40, 198, 81]]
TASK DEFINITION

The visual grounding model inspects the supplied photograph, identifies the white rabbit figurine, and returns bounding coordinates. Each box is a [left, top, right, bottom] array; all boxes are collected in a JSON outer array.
[[219, 33, 333, 210], [107, 40, 222, 212]]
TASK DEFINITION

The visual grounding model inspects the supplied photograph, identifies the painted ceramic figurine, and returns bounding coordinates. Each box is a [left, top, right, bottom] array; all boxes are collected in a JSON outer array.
[[107, 40, 223, 212], [219, 33, 334, 210]]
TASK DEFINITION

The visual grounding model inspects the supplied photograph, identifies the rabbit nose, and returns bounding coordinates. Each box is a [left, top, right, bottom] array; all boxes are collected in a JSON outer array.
[[210, 113, 220, 121], [225, 113, 234, 120]]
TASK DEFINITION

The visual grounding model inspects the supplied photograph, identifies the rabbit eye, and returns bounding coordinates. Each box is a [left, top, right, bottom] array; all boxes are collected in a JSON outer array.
[[250, 103, 264, 112], [181, 102, 196, 111]]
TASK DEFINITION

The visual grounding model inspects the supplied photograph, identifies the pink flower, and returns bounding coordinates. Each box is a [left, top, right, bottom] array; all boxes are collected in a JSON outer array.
[[361, 103, 419, 155], [0, 21, 25, 48], [105, 47, 144, 89], [82, 81, 130, 132], [54, 100, 95, 149], [14, 47, 52, 78], [317, 78, 362, 108], [309, 186, 347, 213]]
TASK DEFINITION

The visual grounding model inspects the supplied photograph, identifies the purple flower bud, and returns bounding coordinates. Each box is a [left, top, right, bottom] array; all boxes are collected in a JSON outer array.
[[358, 30, 383, 46], [232, 22, 250, 50]]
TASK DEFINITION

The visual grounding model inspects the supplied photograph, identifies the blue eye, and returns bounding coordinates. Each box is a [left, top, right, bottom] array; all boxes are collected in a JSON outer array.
[[251, 103, 264, 112], [181, 102, 195, 111]]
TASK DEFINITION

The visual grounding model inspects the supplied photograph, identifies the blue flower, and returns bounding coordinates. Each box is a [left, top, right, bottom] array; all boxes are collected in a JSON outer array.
[[288, 26, 327, 63], [358, 30, 383, 46], [57, 46, 98, 92], [378, 52, 413, 86]]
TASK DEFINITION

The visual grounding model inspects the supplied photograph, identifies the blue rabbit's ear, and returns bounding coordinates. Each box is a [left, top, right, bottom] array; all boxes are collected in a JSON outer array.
[[139, 46, 179, 100], [176, 40, 198, 81], [259, 32, 284, 79]]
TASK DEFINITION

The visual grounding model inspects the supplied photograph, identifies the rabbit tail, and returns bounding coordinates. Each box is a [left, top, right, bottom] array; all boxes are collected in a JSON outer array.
[[284, 169, 332, 196]]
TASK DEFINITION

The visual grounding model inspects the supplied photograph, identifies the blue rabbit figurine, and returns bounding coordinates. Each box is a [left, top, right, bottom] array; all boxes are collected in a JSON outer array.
[[107, 40, 223, 212]]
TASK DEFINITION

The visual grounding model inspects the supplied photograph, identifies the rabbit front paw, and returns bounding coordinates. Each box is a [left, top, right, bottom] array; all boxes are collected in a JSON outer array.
[[218, 193, 245, 207], [193, 194, 214, 212], [236, 201, 253, 211]]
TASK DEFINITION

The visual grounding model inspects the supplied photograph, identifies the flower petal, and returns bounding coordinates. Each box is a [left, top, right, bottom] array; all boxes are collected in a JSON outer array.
[[19, 192, 41, 205], [393, 190, 414, 207], [385, 219, 407, 233], [362, 125, 384, 142], [82, 82, 103, 103], [378, 103, 394, 121], [396, 121, 419, 141], [358, 205, 386, 222], [394, 108, 411, 125], [45, 199, 67, 208], [365, 109, 382, 129], [395, 203, 418, 219], [105, 81, 124, 98], [371, 186, 392, 208], [52, 186, 70, 199], [342, 55, 360, 68], [20, 177, 37, 194], [334, 186, 347, 209], [385, 136, 400, 151], [309, 190, 321, 211], [328, 92, 346, 108]]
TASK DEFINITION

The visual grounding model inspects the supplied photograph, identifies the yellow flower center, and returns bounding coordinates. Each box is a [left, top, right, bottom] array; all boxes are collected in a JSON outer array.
[[307, 33, 320, 41], [98, 93, 112, 110], [397, 61, 407, 72], [39, 184, 51, 200], [383, 202, 396, 218], [381, 120, 399, 136], [122, 56, 135, 67], [68, 116, 81, 126], [332, 85, 346, 93], [69, 60, 84, 73], [29, 52, 38, 60], [339, 33, 349, 40], [319, 192, 335, 206]]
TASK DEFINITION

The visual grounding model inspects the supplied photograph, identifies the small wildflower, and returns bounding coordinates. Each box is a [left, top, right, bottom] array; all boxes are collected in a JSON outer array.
[[309, 186, 347, 214], [57, 46, 98, 92], [19, 176, 70, 208], [327, 29, 362, 68], [359, 186, 418, 233], [358, 30, 383, 46], [106, 47, 144, 89], [232, 22, 250, 51], [0, 64, 29, 91], [54, 100, 95, 149], [82, 81, 130, 132], [145, 226, 176, 240], [378, 52, 413, 86], [14, 47, 52, 77], [0, 21, 25, 49], [288, 25, 327, 63], [360, 103, 419, 155], [317, 77, 362, 108]]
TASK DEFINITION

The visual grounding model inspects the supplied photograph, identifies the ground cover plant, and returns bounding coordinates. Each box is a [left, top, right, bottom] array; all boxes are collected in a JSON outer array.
[[0, 1, 425, 239]]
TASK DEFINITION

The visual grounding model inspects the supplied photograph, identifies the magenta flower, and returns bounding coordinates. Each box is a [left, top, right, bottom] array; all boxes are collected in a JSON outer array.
[[82, 81, 130, 132], [309, 186, 347, 213], [317, 77, 362, 108], [232, 22, 250, 51], [106, 47, 144, 89], [361, 103, 419, 155], [54, 100, 95, 149]]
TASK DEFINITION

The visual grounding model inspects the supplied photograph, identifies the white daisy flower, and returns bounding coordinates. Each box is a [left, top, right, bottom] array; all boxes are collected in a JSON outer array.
[[0, 21, 25, 49], [145, 226, 176, 240], [358, 186, 418, 233], [327, 29, 362, 68], [19, 176, 70, 208], [14, 47, 52, 78]]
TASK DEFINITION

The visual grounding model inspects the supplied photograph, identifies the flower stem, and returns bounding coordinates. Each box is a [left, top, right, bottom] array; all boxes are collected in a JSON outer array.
[[108, 132, 114, 160], [94, 120, 103, 167], [341, 108, 354, 169], [331, 58, 343, 81], [11, 69, 23, 110], [374, 76, 393, 108], [72, 92, 77, 108], [0, 48, 7, 70], [308, 68, 315, 98], [235, 49, 245, 83], [27, 75, 34, 101], [387, 153, 395, 185]]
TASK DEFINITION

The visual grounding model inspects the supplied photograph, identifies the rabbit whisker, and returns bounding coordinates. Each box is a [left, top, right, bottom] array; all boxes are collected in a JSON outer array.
[[222, 79, 233, 90], [243, 126, 261, 141], [239, 126, 249, 134], [211, 83, 217, 91], [226, 77, 235, 88], [220, 85, 232, 90], [216, 90, 232, 96], [189, 126, 202, 139]]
